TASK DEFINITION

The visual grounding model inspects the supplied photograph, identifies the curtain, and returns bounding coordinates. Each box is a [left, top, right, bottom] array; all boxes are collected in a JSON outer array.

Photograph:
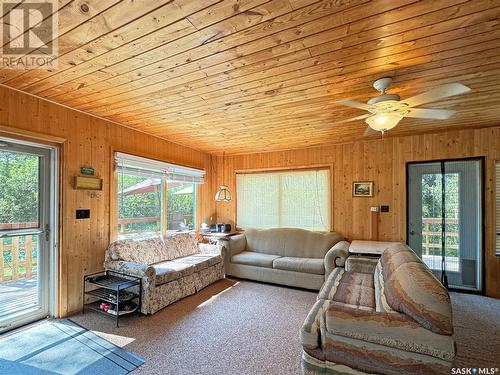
[[236, 169, 331, 231]]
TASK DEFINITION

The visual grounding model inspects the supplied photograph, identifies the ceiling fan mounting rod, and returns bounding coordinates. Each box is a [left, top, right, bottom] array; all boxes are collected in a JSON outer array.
[[373, 77, 393, 94]]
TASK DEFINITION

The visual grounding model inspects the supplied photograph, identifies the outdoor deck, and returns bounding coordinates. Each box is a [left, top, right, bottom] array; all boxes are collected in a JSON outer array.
[[0, 278, 37, 317]]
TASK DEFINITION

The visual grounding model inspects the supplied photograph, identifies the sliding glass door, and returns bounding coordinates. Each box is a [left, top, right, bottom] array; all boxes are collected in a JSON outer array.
[[0, 139, 54, 332], [407, 158, 483, 292]]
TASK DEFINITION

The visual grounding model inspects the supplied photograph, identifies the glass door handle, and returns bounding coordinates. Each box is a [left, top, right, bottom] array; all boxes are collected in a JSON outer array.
[[409, 230, 416, 235]]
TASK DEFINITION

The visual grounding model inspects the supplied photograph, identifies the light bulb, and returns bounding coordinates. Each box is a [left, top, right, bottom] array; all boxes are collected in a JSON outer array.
[[365, 112, 404, 132]]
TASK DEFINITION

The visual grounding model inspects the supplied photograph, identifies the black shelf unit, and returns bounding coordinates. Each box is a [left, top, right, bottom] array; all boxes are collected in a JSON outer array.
[[83, 270, 142, 327]]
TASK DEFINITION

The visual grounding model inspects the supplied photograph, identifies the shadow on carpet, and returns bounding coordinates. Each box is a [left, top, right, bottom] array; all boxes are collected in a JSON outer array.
[[0, 319, 144, 374]]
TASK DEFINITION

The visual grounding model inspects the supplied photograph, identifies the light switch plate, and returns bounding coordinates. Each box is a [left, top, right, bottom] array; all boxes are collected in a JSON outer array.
[[76, 209, 90, 219]]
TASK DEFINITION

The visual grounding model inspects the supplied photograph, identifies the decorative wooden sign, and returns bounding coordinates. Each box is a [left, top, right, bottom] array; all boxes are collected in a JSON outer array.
[[75, 176, 103, 190]]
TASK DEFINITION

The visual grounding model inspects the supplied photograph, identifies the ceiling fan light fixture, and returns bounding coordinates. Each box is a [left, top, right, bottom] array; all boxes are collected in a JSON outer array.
[[365, 112, 404, 132]]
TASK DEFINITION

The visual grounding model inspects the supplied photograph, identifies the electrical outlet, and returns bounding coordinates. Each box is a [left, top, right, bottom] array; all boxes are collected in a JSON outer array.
[[370, 206, 379, 212]]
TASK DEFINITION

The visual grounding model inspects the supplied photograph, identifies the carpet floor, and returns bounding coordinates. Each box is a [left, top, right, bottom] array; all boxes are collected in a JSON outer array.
[[70, 279, 500, 375]]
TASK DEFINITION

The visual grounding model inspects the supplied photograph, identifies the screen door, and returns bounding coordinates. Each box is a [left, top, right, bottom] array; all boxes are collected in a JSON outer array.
[[407, 158, 483, 292]]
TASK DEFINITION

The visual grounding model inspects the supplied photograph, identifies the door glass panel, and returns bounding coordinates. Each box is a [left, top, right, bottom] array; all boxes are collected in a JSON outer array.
[[0, 141, 50, 332], [0, 234, 39, 317], [421, 172, 443, 271], [444, 173, 460, 274], [0, 150, 39, 229], [408, 159, 482, 292]]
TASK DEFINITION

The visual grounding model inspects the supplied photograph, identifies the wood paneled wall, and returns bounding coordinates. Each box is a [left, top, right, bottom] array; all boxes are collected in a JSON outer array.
[[0, 86, 215, 316], [213, 127, 500, 298]]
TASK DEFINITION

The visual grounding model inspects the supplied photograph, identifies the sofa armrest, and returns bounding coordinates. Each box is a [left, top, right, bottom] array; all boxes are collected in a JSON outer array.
[[227, 234, 246, 257], [198, 243, 226, 257], [324, 240, 349, 277], [104, 260, 155, 281], [300, 299, 328, 350]]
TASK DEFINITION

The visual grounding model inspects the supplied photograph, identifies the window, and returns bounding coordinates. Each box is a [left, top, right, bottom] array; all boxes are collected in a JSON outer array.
[[496, 161, 500, 255], [116, 152, 204, 239], [236, 169, 331, 231]]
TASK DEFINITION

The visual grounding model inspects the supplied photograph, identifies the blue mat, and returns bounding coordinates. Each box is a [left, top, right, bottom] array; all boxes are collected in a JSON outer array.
[[0, 319, 144, 374]]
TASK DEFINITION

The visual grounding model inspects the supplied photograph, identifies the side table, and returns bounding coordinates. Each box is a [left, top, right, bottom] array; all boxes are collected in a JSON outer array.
[[83, 270, 142, 327], [201, 231, 241, 245], [348, 240, 401, 257]]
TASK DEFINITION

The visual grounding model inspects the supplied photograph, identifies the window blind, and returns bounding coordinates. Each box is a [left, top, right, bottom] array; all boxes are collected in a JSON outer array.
[[236, 169, 331, 231], [115, 152, 205, 184], [496, 161, 500, 255]]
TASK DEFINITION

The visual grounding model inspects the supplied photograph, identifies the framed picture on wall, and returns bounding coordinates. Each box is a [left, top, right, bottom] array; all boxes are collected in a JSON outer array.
[[353, 181, 373, 197]]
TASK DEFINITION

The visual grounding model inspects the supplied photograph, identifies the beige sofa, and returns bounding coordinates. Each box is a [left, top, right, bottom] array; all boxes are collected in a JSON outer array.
[[224, 228, 349, 290], [301, 243, 455, 374], [104, 232, 225, 314]]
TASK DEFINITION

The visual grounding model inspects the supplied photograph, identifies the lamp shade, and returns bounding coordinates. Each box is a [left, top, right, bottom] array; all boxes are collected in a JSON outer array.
[[365, 112, 403, 132], [215, 185, 231, 202]]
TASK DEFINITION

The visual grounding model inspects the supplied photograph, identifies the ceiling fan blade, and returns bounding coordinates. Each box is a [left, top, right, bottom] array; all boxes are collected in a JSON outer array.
[[334, 99, 373, 111], [402, 83, 471, 107], [405, 108, 456, 120], [331, 113, 370, 126]]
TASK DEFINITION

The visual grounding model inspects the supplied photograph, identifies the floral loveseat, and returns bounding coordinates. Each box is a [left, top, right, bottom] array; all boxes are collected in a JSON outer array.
[[104, 232, 225, 314], [301, 243, 455, 375]]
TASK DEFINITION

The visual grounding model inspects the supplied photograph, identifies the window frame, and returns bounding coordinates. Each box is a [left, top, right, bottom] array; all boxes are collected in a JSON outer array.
[[233, 164, 334, 232], [110, 150, 202, 241]]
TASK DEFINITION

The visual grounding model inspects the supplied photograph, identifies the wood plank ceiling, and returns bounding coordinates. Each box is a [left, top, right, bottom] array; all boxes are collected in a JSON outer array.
[[1, 0, 500, 154]]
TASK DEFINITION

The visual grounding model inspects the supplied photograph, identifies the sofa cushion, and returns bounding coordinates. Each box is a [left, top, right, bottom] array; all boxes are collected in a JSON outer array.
[[381, 244, 453, 335], [345, 256, 378, 274], [318, 268, 375, 309], [273, 257, 324, 275], [153, 260, 195, 285], [244, 228, 343, 258], [379, 243, 422, 280], [231, 251, 281, 268], [163, 231, 199, 260], [321, 321, 454, 375], [324, 302, 455, 361], [171, 253, 222, 273], [106, 236, 168, 265]]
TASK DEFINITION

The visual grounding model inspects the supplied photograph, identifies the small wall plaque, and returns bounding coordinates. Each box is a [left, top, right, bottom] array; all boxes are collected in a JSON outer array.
[[81, 166, 95, 176], [75, 176, 103, 190]]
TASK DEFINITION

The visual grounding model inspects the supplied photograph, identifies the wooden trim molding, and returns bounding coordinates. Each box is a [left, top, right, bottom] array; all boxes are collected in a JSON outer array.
[[0, 124, 66, 145]]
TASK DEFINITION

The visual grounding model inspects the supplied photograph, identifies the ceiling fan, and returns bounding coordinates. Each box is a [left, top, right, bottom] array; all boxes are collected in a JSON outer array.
[[333, 77, 471, 135]]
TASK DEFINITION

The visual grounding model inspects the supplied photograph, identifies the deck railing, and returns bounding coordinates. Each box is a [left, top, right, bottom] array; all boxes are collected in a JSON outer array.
[[421, 217, 459, 256], [0, 234, 38, 282], [118, 216, 161, 236], [118, 215, 194, 239]]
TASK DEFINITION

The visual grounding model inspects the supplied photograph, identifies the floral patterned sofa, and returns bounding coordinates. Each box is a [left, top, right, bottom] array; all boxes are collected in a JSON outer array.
[[301, 243, 455, 375], [104, 232, 225, 314]]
